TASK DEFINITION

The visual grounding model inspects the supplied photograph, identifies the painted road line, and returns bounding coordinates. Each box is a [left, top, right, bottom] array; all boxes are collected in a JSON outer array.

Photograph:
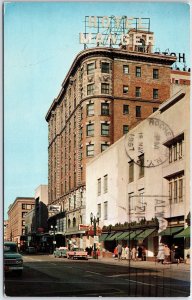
[[86, 271, 102, 276]]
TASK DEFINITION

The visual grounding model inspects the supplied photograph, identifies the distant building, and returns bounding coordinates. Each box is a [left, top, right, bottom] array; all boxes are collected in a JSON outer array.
[[45, 29, 177, 245], [7, 197, 35, 245], [25, 185, 48, 235], [4, 220, 9, 241], [86, 86, 190, 259]]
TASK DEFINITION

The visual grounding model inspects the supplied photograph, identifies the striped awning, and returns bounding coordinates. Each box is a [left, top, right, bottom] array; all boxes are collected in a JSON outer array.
[[159, 226, 184, 236], [174, 227, 190, 238], [105, 233, 116, 241], [116, 232, 131, 240], [129, 230, 143, 240], [134, 228, 156, 240], [108, 232, 124, 241], [99, 233, 108, 242]]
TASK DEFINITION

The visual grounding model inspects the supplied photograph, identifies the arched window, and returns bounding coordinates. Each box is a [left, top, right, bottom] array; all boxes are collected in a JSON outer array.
[[138, 39, 145, 52], [68, 219, 71, 228], [73, 217, 76, 228]]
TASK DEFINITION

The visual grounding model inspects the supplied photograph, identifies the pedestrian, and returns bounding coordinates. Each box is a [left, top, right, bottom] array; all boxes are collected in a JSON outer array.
[[131, 246, 137, 261], [164, 245, 170, 263], [122, 246, 126, 260], [174, 246, 181, 264], [157, 243, 165, 264], [117, 243, 122, 260], [125, 245, 130, 260], [113, 246, 118, 258], [137, 246, 143, 260], [142, 246, 147, 261]]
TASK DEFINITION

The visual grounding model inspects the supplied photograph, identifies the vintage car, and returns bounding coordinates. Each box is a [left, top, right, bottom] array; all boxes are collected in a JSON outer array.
[[67, 247, 88, 260], [53, 247, 68, 258], [4, 242, 23, 275]]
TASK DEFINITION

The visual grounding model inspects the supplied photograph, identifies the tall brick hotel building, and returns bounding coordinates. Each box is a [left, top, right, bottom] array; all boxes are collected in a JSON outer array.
[[45, 27, 185, 243]]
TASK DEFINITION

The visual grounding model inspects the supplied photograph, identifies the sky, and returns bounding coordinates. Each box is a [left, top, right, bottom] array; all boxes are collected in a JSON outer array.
[[4, 1, 190, 218]]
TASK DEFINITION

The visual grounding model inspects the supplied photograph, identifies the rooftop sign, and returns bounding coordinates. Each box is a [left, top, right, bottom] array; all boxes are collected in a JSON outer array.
[[80, 16, 151, 48]]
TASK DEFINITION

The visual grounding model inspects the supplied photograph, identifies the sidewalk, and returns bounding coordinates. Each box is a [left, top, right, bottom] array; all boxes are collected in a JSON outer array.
[[90, 256, 190, 282]]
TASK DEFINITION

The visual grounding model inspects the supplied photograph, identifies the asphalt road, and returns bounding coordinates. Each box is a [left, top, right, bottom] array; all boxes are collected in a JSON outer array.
[[4, 254, 190, 297]]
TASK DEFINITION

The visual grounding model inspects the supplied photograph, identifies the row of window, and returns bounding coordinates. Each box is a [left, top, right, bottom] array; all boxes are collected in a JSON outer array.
[[129, 190, 145, 211], [86, 103, 158, 117], [87, 83, 110, 95], [87, 62, 160, 80], [129, 155, 145, 182], [86, 144, 110, 156], [169, 139, 184, 163], [22, 204, 34, 210], [169, 174, 184, 204], [97, 175, 108, 195], [97, 201, 108, 220], [67, 216, 83, 228], [86, 123, 129, 137], [87, 102, 109, 116], [87, 62, 111, 75], [87, 83, 159, 99]]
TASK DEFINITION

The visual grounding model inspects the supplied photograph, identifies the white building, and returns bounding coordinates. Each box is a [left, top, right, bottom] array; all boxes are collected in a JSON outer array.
[[86, 87, 190, 258]]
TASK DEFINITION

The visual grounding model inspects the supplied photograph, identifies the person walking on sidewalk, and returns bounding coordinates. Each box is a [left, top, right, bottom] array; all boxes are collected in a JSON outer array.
[[131, 246, 137, 261], [117, 243, 122, 260], [157, 243, 165, 264], [125, 245, 130, 260], [138, 246, 143, 260], [164, 245, 170, 264]]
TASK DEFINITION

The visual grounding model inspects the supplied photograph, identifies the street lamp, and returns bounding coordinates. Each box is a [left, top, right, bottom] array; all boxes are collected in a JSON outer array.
[[50, 225, 57, 252], [90, 212, 100, 259]]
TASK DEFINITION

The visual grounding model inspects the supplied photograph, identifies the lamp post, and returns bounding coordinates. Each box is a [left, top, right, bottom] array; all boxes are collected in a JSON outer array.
[[90, 212, 100, 259], [50, 225, 57, 253]]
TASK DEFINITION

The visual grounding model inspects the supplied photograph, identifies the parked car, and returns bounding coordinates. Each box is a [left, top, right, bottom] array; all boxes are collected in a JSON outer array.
[[67, 247, 88, 260], [4, 242, 23, 275], [53, 247, 68, 258]]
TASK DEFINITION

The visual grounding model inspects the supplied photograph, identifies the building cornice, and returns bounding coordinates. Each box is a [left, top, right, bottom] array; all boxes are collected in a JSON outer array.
[[45, 47, 177, 121], [8, 197, 35, 214]]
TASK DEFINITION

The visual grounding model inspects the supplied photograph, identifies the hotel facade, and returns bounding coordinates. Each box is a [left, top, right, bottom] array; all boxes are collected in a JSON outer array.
[[45, 29, 178, 245]]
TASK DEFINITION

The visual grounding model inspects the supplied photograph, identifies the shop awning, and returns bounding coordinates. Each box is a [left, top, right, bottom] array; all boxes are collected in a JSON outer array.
[[105, 233, 116, 241], [174, 227, 190, 238], [159, 226, 184, 236], [99, 233, 108, 242], [116, 231, 131, 240], [134, 228, 156, 240], [108, 232, 124, 241], [129, 230, 143, 240]]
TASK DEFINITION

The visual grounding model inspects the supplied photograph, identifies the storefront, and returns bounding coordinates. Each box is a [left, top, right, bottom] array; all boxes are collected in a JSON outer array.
[[99, 226, 158, 258]]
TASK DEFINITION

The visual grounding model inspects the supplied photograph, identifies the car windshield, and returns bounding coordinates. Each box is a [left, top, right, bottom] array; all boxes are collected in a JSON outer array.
[[4, 244, 17, 253]]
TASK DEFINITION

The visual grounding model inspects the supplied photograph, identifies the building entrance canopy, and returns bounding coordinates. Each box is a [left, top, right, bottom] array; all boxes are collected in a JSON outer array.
[[134, 228, 156, 240], [174, 226, 190, 238], [159, 226, 183, 236]]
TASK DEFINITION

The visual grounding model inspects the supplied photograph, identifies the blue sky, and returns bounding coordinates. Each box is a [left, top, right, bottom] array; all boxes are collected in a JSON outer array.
[[4, 2, 190, 218]]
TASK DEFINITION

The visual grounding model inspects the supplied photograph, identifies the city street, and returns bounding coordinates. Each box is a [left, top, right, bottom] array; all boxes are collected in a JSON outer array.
[[4, 254, 190, 297]]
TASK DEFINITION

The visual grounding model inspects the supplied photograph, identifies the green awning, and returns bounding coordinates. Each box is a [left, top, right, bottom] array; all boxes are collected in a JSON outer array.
[[129, 230, 143, 240], [99, 233, 108, 242], [108, 232, 124, 241], [135, 228, 156, 240], [159, 226, 184, 236], [105, 233, 116, 241], [116, 232, 130, 240], [174, 227, 190, 238]]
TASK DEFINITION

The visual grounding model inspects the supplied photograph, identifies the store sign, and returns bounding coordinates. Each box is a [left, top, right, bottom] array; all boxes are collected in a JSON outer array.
[[79, 224, 90, 231], [48, 205, 61, 213], [154, 51, 186, 63]]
